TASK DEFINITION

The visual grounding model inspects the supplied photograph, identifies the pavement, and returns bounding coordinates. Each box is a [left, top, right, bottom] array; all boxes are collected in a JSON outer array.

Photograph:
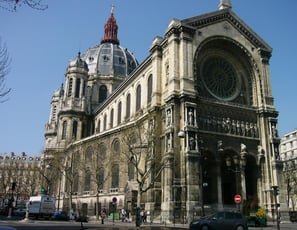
[[69, 219, 296, 229], [71, 220, 296, 230], [74, 219, 297, 230], [0, 216, 296, 229]]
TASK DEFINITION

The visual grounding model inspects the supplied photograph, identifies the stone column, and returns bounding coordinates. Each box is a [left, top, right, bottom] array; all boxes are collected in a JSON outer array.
[[185, 152, 200, 223], [217, 141, 223, 210], [240, 148, 247, 201], [161, 151, 174, 224]]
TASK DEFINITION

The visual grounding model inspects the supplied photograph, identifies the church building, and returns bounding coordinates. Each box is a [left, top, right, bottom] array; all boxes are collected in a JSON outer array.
[[43, 0, 286, 223]]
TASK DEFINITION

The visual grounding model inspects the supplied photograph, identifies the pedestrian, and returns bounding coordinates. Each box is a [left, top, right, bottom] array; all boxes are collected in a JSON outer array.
[[140, 209, 144, 223], [101, 208, 107, 224], [121, 208, 126, 222], [143, 210, 147, 223]]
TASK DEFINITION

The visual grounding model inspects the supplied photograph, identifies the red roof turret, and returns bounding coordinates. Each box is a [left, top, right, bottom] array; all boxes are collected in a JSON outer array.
[[101, 4, 119, 45]]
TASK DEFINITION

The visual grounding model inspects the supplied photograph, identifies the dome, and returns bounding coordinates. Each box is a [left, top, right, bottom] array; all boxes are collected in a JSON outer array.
[[81, 43, 138, 76], [69, 6, 138, 77], [52, 84, 64, 98], [68, 52, 89, 71]]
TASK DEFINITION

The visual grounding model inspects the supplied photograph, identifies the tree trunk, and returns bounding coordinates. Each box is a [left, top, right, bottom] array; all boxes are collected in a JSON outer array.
[[96, 193, 99, 221], [137, 187, 141, 208], [69, 193, 73, 219]]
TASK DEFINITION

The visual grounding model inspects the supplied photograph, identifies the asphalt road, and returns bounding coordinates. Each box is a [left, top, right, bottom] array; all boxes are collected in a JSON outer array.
[[0, 217, 296, 230]]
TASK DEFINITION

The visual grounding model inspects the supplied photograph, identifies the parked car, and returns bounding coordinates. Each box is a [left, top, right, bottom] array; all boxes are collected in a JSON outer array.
[[14, 208, 26, 217], [289, 211, 297, 222], [75, 215, 88, 222], [189, 211, 248, 230], [51, 211, 69, 221]]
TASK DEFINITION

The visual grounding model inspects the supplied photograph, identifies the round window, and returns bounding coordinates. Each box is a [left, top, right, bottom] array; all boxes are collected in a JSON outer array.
[[201, 56, 241, 101]]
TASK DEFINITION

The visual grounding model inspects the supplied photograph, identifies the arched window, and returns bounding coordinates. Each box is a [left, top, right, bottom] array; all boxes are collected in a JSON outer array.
[[98, 143, 106, 160], [126, 94, 131, 118], [117, 101, 122, 125], [99, 85, 107, 103], [52, 105, 57, 121], [136, 84, 141, 111], [98, 167, 104, 190], [110, 108, 114, 128], [82, 80, 86, 96], [147, 74, 153, 104], [73, 176, 79, 193], [67, 78, 73, 97], [84, 170, 91, 191], [103, 114, 107, 131], [128, 162, 134, 180], [72, 120, 78, 139], [75, 78, 81, 98], [112, 139, 120, 155], [85, 147, 93, 162], [62, 121, 67, 140], [111, 164, 119, 188], [97, 119, 101, 133]]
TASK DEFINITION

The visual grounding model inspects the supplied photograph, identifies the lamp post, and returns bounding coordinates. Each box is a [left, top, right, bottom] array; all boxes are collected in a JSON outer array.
[[271, 185, 280, 230], [7, 182, 16, 218], [198, 138, 207, 217], [226, 155, 241, 212]]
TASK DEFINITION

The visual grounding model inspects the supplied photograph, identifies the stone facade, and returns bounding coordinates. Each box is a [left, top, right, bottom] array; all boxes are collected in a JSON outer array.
[[0, 153, 42, 207], [280, 129, 297, 211], [43, 2, 285, 223]]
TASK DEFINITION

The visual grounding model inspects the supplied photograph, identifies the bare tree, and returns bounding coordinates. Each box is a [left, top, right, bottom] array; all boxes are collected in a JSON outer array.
[[0, 38, 11, 103], [59, 151, 80, 217], [83, 146, 111, 221], [283, 159, 297, 211], [121, 119, 168, 207], [42, 151, 79, 217], [0, 0, 47, 11]]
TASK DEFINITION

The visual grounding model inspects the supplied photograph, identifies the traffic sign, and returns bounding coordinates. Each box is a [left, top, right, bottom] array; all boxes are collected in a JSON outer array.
[[234, 194, 241, 204], [112, 197, 117, 203]]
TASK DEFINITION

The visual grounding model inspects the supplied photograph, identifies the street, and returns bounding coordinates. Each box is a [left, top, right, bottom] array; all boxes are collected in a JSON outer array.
[[0, 217, 296, 230]]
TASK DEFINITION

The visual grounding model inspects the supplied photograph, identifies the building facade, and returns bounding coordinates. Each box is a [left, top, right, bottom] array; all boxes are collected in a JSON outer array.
[[43, 0, 286, 223], [280, 129, 297, 212], [0, 152, 42, 209]]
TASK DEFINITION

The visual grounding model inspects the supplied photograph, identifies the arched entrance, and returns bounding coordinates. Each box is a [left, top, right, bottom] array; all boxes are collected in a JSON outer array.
[[220, 150, 258, 210], [199, 148, 258, 213], [201, 150, 218, 211]]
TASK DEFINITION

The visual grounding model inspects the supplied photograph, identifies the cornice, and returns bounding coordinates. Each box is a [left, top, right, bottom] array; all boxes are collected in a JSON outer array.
[[181, 9, 272, 53]]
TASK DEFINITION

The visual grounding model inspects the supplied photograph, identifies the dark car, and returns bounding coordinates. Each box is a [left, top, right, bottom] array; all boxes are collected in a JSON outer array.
[[51, 211, 69, 221], [189, 211, 248, 230], [75, 215, 88, 222], [14, 208, 26, 217]]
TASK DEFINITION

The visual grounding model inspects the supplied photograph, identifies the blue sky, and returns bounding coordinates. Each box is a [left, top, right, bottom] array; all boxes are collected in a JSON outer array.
[[0, 0, 296, 155]]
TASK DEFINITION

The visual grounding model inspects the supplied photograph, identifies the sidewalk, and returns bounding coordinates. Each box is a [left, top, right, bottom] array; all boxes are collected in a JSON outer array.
[[87, 219, 296, 229], [1, 215, 296, 229], [87, 219, 189, 228]]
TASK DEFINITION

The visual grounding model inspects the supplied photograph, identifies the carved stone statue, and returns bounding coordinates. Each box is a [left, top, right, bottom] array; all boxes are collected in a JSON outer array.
[[240, 143, 247, 153], [188, 109, 194, 126], [189, 137, 196, 150], [166, 109, 171, 126]]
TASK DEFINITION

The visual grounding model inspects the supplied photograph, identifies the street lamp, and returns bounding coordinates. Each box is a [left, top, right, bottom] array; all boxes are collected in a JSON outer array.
[[7, 182, 16, 218], [226, 155, 240, 211], [271, 185, 280, 230], [46, 164, 62, 211]]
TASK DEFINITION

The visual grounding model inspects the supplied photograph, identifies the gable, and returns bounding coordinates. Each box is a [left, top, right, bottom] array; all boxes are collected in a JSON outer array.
[[181, 9, 272, 53]]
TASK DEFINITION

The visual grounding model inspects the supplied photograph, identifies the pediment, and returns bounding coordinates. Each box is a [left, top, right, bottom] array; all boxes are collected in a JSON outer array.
[[181, 9, 272, 53]]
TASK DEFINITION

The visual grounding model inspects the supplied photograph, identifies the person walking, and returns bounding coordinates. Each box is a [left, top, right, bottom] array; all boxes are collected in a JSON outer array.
[[121, 208, 126, 222], [100, 208, 107, 224]]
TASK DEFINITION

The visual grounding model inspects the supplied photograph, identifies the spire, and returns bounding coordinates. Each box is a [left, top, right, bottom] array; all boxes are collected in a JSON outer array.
[[101, 4, 120, 45], [219, 0, 232, 10]]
